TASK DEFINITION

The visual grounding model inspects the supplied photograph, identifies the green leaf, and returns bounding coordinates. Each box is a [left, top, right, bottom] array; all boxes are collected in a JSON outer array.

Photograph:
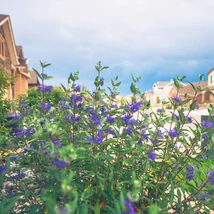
[[199, 74, 204, 81], [148, 204, 159, 214], [130, 83, 137, 94], [32, 68, 42, 80], [60, 83, 67, 93], [190, 100, 197, 111], [44, 75, 53, 80], [169, 181, 174, 204], [173, 78, 180, 89], [187, 81, 196, 91]]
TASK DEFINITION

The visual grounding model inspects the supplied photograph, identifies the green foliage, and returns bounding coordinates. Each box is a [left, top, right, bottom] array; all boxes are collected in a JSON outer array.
[[0, 62, 214, 214], [0, 67, 14, 134]]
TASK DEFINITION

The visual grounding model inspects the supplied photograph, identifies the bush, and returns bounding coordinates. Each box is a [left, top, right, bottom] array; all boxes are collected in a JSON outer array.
[[0, 62, 214, 214]]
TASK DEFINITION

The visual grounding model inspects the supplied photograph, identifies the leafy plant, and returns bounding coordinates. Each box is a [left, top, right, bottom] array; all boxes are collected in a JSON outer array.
[[0, 62, 213, 214]]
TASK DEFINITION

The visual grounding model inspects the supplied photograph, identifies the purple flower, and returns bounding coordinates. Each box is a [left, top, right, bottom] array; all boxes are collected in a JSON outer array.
[[100, 77, 104, 86], [128, 102, 141, 113], [186, 166, 194, 180], [202, 134, 208, 140], [105, 128, 115, 135], [200, 154, 207, 159], [168, 129, 178, 138], [172, 113, 180, 120], [148, 151, 156, 161], [172, 96, 182, 103], [53, 159, 67, 169], [126, 127, 132, 135], [196, 102, 199, 109], [0, 166, 6, 174], [12, 115, 22, 122], [201, 121, 213, 129], [157, 108, 164, 114], [185, 115, 192, 123], [52, 139, 62, 148], [122, 199, 136, 214], [106, 116, 116, 124], [39, 103, 51, 111], [38, 85, 52, 92], [207, 170, 214, 185], [142, 129, 149, 141], [10, 156, 18, 162], [74, 85, 81, 92], [90, 113, 101, 126], [15, 129, 36, 137], [196, 165, 200, 169], [121, 114, 133, 125], [138, 139, 143, 145]]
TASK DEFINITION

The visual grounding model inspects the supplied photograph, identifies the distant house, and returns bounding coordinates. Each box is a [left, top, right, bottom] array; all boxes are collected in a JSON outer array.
[[28, 70, 40, 89], [146, 70, 214, 106], [145, 80, 186, 105], [0, 14, 31, 100]]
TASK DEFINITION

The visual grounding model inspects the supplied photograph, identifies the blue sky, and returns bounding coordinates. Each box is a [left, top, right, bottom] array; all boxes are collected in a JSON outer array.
[[1, 0, 214, 96]]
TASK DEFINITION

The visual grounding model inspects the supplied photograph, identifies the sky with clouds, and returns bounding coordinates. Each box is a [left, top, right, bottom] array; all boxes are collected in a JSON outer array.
[[1, 0, 214, 95]]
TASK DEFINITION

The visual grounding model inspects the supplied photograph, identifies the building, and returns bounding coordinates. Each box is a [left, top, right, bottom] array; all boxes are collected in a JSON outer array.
[[28, 70, 40, 89], [146, 70, 214, 106], [0, 14, 31, 100], [145, 80, 186, 106]]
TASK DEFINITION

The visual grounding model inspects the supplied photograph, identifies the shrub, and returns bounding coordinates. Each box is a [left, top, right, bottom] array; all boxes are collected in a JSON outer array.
[[0, 62, 214, 214]]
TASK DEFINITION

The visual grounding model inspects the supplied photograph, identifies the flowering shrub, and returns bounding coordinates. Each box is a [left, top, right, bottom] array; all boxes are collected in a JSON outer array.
[[0, 61, 214, 213]]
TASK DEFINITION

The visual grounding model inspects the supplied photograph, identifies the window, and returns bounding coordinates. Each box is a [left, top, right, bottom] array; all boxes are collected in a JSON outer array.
[[0, 34, 5, 59], [210, 75, 213, 84]]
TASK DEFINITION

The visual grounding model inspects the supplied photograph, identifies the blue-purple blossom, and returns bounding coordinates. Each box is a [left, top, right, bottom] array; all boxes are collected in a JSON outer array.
[[201, 121, 213, 129], [100, 77, 104, 86], [106, 116, 116, 124], [172, 113, 180, 120], [186, 166, 194, 180], [53, 159, 67, 169], [172, 96, 182, 103], [74, 85, 81, 92], [10, 156, 19, 162], [142, 129, 149, 141], [138, 139, 143, 145], [122, 199, 136, 214], [39, 103, 51, 111], [196, 102, 199, 109], [185, 115, 192, 123], [0, 166, 6, 174], [202, 134, 208, 140], [121, 114, 133, 126], [15, 129, 36, 137], [90, 113, 101, 126], [52, 139, 62, 148], [200, 154, 207, 159], [11, 173, 26, 179], [105, 128, 115, 135], [126, 127, 132, 135], [128, 102, 141, 113], [207, 170, 214, 185], [196, 165, 200, 169], [38, 85, 52, 92], [12, 115, 22, 122], [148, 151, 156, 161], [157, 108, 164, 114], [168, 129, 178, 138]]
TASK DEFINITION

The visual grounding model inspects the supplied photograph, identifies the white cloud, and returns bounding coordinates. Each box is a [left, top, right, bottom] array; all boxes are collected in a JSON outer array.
[[1, 0, 214, 93]]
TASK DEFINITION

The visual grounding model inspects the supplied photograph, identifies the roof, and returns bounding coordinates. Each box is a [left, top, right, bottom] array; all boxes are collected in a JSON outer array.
[[28, 71, 39, 85], [146, 89, 154, 94], [16, 45, 24, 59], [207, 68, 214, 76], [154, 81, 171, 87], [178, 81, 208, 96], [0, 15, 8, 24]]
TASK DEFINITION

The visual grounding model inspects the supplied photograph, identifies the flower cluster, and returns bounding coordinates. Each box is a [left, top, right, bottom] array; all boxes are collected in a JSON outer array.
[[186, 166, 194, 180], [38, 85, 52, 92]]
